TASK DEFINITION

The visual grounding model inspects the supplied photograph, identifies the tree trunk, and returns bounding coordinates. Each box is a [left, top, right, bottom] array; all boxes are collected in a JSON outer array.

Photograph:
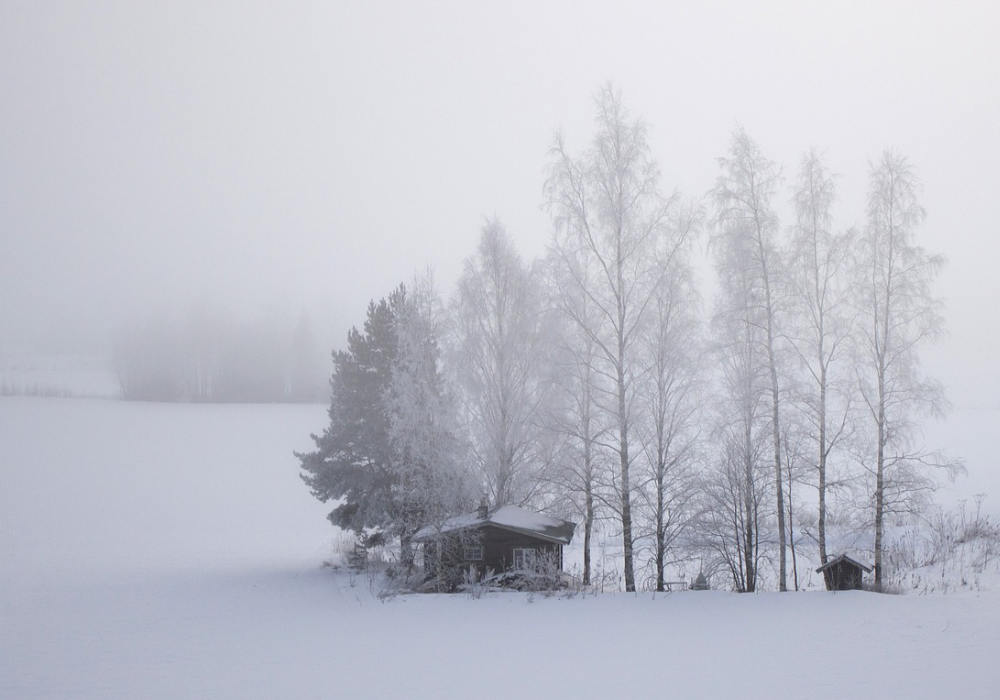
[[770, 362, 786, 592], [619, 384, 635, 592], [656, 463, 665, 592], [787, 454, 798, 591], [763, 295, 786, 592], [874, 398, 886, 589], [874, 201, 894, 591], [618, 354, 635, 592], [580, 353, 595, 587], [583, 499, 592, 586], [583, 467, 593, 587], [755, 210, 786, 592], [743, 414, 756, 593], [818, 366, 828, 569]]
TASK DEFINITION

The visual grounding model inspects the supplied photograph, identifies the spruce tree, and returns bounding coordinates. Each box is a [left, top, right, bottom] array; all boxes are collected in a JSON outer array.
[[297, 287, 406, 537]]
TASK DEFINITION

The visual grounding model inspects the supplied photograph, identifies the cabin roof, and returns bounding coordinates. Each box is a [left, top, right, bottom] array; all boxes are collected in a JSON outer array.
[[413, 505, 576, 545], [815, 553, 873, 574]]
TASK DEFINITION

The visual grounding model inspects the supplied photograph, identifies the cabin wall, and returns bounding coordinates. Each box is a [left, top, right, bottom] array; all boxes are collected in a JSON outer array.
[[480, 526, 562, 575], [422, 526, 564, 583], [824, 562, 865, 590]]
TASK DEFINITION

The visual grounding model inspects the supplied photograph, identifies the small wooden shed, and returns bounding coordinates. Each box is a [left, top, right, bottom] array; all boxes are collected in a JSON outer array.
[[413, 503, 575, 587], [816, 554, 872, 591]]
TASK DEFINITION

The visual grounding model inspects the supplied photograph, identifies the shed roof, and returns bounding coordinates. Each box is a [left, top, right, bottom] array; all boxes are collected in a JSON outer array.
[[413, 505, 576, 545], [815, 553, 873, 574]]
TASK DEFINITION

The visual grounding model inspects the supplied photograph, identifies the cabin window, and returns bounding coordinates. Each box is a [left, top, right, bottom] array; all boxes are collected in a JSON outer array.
[[463, 544, 484, 561], [513, 547, 537, 570]]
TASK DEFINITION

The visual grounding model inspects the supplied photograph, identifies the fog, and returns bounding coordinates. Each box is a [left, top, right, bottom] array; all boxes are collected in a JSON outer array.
[[6, 7, 1000, 691], [2, 0, 998, 407]]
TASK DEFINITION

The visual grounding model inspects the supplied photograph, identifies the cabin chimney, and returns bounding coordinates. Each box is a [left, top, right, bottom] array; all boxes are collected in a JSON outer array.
[[476, 499, 489, 519]]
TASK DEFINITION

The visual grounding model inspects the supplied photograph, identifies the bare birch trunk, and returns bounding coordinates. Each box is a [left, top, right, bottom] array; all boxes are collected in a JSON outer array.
[[787, 449, 798, 591], [873, 183, 894, 590], [583, 390, 594, 586], [818, 368, 828, 567], [619, 361, 635, 592], [758, 235, 787, 593], [743, 392, 756, 592], [584, 478, 593, 586], [656, 460, 665, 592]]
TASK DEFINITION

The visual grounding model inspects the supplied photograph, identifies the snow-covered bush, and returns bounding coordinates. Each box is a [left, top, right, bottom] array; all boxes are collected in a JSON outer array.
[[882, 497, 1000, 593]]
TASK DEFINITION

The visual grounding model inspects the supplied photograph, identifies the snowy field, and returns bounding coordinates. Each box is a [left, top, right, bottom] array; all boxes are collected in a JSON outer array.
[[0, 353, 120, 399], [2, 397, 999, 699]]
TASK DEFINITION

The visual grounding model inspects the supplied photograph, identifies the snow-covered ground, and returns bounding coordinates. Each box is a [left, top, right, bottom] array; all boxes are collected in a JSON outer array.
[[2, 397, 999, 699]]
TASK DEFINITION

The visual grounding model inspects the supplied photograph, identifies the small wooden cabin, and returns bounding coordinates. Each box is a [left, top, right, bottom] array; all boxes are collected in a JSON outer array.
[[816, 554, 872, 591], [413, 504, 575, 586], [691, 572, 710, 590]]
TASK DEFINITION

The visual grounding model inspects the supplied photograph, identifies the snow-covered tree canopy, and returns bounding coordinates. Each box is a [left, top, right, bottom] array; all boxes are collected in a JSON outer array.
[[297, 283, 472, 546]]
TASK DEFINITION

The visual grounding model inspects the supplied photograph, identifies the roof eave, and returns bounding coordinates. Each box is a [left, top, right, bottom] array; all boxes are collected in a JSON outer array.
[[414, 520, 574, 546], [481, 521, 574, 546], [815, 555, 873, 573]]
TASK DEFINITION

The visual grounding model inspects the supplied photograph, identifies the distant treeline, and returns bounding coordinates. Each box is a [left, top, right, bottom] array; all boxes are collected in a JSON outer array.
[[0, 381, 78, 398], [112, 309, 329, 403]]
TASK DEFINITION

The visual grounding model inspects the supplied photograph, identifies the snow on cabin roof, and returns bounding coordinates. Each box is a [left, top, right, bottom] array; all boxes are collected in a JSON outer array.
[[815, 553, 873, 573], [413, 505, 576, 545]]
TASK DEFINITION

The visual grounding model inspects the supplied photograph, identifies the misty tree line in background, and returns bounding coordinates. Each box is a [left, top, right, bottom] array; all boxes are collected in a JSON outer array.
[[112, 309, 328, 402], [300, 84, 960, 592]]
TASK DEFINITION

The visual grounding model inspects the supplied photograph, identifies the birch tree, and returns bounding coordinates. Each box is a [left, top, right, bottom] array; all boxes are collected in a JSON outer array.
[[701, 430, 769, 593], [711, 128, 789, 590], [704, 221, 772, 592], [786, 150, 854, 569], [856, 151, 959, 588], [637, 227, 702, 592], [545, 85, 685, 592], [453, 219, 548, 507], [543, 253, 606, 586]]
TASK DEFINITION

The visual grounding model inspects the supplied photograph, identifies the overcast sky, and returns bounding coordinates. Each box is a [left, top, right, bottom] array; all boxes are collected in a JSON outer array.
[[2, 0, 998, 408]]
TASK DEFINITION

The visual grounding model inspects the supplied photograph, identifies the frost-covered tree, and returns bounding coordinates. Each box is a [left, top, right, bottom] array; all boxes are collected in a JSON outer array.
[[388, 275, 475, 567], [297, 287, 405, 537], [703, 229, 772, 592], [452, 219, 549, 507], [636, 226, 702, 592], [711, 128, 789, 590], [542, 250, 607, 586], [786, 150, 855, 568], [700, 427, 769, 593], [298, 282, 471, 556], [545, 84, 687, 592], [855, 151, 960, 587]]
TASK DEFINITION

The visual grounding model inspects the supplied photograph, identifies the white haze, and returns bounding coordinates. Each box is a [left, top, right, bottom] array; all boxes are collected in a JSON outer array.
[[1, 0, 998, 408]]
